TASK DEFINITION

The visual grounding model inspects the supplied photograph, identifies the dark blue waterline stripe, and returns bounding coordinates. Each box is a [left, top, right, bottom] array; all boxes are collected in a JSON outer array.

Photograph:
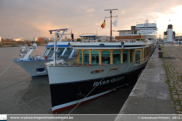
[[32, 75, 48, 77]]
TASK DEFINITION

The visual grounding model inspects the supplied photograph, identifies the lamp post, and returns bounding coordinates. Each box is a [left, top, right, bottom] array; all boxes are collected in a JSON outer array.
[[179, 37, 180, 44], [159, 35, 161, 43]]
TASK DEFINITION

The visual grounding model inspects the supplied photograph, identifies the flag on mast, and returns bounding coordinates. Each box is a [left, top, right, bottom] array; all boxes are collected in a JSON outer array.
[[101, 19, 106, 28], [113, 18, 117, 27]]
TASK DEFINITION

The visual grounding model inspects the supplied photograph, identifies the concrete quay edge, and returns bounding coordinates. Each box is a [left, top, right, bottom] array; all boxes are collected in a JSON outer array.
[[117, 47, 176, 115]]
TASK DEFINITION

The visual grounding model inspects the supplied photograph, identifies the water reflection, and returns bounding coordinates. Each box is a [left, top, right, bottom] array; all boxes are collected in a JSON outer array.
[[14, 76, 52, 114]]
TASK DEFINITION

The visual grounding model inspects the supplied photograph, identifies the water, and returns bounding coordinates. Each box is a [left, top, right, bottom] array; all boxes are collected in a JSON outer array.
[[0, 46, 136, 114]]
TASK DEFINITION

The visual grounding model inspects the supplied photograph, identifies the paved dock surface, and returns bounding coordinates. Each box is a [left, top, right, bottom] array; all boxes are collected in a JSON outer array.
[[162, 44, 182, 114], [118, 44, 176, 114]]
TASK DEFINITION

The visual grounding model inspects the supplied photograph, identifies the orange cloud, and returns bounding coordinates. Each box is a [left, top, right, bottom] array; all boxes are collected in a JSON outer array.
[[85, 8, 95, 13]]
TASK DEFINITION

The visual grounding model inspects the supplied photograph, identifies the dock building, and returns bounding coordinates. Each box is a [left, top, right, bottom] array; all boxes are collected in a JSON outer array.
[[175, 36, 182, 43], [13, 38, 24, 41]]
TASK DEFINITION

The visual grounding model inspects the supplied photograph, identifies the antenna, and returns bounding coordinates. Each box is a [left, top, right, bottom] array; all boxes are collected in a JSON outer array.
[[104, 9, 118, 11], [169, 19, 171, 24], [145, 18, 149, 24], [104, 9, 118, 41]]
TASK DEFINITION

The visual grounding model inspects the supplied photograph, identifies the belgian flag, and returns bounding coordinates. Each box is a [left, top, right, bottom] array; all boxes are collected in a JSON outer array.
[[101, 19, 105, 28]]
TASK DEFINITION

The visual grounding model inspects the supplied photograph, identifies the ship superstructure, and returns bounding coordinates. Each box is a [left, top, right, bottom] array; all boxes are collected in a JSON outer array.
[[136, 19, 157, 40]]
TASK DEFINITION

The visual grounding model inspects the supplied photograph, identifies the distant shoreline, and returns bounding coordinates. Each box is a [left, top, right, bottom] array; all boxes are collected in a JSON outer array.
[[0, 44, 47, 48]]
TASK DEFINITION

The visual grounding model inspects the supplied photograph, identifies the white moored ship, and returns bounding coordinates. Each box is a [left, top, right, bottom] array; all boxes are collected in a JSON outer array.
[[116, 19, 157, 41], [45, 27, 157, 113], [14, 30, 77, 77], [136, 19, 157, 40]]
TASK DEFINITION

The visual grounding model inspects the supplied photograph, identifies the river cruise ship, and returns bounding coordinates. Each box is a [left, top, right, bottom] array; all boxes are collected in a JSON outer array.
[[14, 42, 77, 77], [45, 28, 157, 114]]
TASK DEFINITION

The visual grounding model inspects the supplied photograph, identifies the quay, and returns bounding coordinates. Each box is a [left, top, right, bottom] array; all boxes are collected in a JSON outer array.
[[117, 43, 182, 115]]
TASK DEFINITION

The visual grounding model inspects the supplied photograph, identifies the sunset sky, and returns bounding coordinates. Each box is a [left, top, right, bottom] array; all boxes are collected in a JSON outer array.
[[0, 0, 182, 40]]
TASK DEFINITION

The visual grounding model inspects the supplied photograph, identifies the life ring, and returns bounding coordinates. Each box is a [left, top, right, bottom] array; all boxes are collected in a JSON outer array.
[[121, 42, 124, 45]]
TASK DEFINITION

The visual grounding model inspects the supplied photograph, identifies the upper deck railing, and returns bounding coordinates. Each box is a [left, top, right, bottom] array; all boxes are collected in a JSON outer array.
[[79, 39, 150, 43], [14, 55, 53, 61], [136, 23, 156, 26]]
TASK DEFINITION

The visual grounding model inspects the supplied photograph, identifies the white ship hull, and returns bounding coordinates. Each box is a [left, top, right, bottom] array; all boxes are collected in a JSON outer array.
[[49, 62, 136, 84], [14, 59, 50, 77]]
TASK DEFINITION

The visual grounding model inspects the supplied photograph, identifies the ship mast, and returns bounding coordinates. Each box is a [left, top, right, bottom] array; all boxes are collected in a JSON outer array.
[[105, 9, 118, 41], [49, 28, 69, 66]]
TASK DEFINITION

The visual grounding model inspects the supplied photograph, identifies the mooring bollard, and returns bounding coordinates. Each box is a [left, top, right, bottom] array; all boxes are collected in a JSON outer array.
[[158, 51, 163, 58], [158, 44, 161, 50]]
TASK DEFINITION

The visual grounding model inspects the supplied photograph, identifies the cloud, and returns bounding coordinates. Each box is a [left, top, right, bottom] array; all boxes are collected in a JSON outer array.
[[121, 10, 125, 14], [85, 8, 95, 13], [95, 22, 102, 25], [1, 0, 182, 39]]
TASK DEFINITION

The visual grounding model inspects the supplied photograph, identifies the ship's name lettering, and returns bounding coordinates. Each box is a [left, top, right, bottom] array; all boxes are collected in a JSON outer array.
[[111, 77, 125, 83], [93, 80, 110, 87], [93, 76, 125, 87]]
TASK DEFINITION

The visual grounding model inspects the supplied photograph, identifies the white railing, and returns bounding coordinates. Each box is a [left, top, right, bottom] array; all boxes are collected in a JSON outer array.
[[79, 39, 148, 43], [28, 55, 52, 61]]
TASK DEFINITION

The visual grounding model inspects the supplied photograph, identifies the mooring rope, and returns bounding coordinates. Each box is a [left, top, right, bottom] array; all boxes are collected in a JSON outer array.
[[0, 61, 13, 77], [68, 69, 112, 114]]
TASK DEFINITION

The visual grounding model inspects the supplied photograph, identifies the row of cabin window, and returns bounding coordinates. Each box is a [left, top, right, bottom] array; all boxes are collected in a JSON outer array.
[[42, 48, 73, 59], [79, 50, 141, 65]]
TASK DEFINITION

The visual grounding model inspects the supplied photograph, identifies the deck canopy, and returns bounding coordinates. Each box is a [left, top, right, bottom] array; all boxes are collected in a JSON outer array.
[[73, 46, 150, 50]]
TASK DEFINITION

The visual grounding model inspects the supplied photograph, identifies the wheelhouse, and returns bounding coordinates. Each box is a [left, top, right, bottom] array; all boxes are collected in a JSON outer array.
[[80, 35, 97, 43], [42, 43, 77, 60]]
